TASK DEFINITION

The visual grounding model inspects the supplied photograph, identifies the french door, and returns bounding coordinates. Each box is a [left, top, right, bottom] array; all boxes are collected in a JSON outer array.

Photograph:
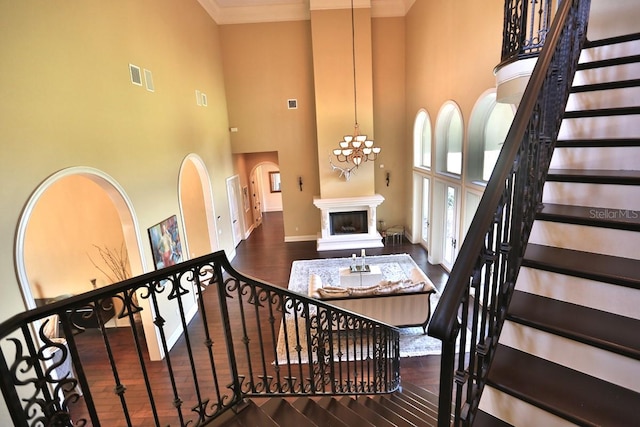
[[421, 177, 430, 248], [442, 184, 460, 271]]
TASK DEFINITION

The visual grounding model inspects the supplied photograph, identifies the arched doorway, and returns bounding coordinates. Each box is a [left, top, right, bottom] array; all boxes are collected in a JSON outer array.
[[14, 167, 163, 360], [179, 154, 219, 258], [249, 161, 282, 225]]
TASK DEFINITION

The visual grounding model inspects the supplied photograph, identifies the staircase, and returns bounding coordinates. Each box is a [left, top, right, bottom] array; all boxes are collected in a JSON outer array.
[[475, 32, 640, 426], [213, 381, 441, 427]]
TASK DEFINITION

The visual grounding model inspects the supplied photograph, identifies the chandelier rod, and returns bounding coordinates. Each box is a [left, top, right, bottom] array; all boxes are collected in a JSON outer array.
[[350, 0, 358, 128]]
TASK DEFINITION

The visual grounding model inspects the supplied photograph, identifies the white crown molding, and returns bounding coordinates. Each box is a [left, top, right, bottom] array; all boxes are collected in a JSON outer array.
[[198, 0, 413, 25], [310, 0, 371, 11]]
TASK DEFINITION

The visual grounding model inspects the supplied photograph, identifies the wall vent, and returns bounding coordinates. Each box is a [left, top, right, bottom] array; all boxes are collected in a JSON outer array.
[[288, 99, 298, 109], [144, 69, 154, 92], [129, 64, 142, 86]]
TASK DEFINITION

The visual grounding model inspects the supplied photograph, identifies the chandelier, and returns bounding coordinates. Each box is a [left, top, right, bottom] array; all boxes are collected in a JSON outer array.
[[331, 0, 381, 178]]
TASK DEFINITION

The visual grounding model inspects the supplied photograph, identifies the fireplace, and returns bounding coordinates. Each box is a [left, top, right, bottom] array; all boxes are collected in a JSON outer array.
[[330, 211, 368, 235], [313, 195, 384, 251]]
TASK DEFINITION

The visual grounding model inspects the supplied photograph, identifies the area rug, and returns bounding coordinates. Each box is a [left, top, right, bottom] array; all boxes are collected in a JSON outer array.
[[276, 254, 450, 362]]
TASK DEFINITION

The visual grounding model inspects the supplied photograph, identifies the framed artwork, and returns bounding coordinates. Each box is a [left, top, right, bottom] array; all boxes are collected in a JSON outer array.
[[148, 215, 183, 270]]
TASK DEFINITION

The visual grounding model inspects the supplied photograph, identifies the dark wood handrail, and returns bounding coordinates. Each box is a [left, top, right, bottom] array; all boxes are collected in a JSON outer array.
[[429, 0, 580, 344], [428, 0, 591, 425]]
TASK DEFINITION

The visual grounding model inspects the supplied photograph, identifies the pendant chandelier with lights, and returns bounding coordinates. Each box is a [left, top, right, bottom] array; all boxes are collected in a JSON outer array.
[[331, 0, 381, 179]]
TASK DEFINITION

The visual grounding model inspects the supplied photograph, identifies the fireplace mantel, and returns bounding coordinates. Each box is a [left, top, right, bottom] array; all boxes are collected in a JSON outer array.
[[313, 194, 384, 251]]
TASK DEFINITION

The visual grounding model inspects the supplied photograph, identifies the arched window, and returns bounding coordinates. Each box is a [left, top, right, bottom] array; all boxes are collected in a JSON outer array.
[[435, 102, 464, 176], [413, 109, 431, 169], [468, 91, 515, 183]]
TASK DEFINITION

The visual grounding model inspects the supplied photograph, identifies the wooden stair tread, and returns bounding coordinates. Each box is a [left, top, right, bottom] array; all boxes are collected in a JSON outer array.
[[292, 398, 349, 427], [555, 137, 640, 147], [576, 53, 640, 70], [523, 244, 640, 289], [487, 345, 640, 426], [338, 396, 397, 427], [563, 106, 640, 118], [571, 78, 640, 92], [387, 394, 437, 425], [583, 32, 640, 49], [232, 400, 279, 427], [472, 410, 514, 427], [374, 395, 432, 427], [508, 290, 640, 359], [261, 398, 318, 426], [398, 382, 439, 408], [317, 397, 375, 426], [394, 387, 438, 417], [537, 203, 640, 231], [546, 168, 640, 185], [363, 397, 418, 427]]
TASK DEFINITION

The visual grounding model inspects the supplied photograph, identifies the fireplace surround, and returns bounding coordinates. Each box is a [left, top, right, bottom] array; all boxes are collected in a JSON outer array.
[[313, 194, 384, 251]]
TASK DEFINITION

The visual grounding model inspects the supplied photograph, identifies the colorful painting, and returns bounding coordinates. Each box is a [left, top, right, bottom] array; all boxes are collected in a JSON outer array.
[[148, 215, 183, 270]]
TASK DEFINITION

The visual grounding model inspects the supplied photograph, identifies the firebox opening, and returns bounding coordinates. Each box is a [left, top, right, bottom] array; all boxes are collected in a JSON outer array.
[[330, 211, 368, 235]]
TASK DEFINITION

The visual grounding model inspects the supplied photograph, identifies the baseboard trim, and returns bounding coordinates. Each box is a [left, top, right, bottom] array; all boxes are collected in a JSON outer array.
[[284, 234, 317, 242]]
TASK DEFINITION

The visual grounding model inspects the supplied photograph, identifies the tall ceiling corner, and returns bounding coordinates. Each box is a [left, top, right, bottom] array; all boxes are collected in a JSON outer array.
[[197, 0, 223, 23]]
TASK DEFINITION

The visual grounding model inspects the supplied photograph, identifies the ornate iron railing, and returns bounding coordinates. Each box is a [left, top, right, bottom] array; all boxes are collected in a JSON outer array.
[[501, 0, 554, 64], [0, 251, 400, 426], [427, 0, 591, 426]]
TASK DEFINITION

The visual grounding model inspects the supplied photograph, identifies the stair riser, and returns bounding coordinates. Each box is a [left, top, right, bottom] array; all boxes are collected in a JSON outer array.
[[542, 181, 640, 210], [499, 322, 640, 392], [574, 62, 640, 85], [579, 36, 640, 63], [517, 267, 640, 320], [558, 114, 640, 139], [478, 386, 575, 427], [529, 221, 640, 259], [567, 85, 640, 111], [550, 146, 640, 170]]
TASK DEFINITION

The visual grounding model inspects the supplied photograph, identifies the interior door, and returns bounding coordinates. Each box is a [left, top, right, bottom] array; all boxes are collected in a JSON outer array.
[[226, 176, 244, 247]]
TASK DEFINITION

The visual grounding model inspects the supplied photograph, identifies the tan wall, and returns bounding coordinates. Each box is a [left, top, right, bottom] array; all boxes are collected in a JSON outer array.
[[405, 0, 504, 130], [372, 16, 406, 227], [403, 0, 504, 233], [220, 21, 320, 238], [311, 7, 376, 198], [0, 0, 234, 323], [24, 176, 128, 299], [220, 13, 409, 238]]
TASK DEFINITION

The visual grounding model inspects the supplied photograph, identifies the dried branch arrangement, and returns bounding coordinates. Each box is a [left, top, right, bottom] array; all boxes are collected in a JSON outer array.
[[88, 242, 131, 284]]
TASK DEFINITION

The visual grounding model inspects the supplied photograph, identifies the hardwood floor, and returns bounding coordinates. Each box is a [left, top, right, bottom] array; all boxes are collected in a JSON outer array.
[[230, 212, 448, 394], [66, 212, 447, 426], [231, 212, 449, 292]]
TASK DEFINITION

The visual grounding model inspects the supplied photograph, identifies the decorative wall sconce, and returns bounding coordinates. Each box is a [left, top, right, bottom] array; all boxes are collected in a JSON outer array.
[[386, 172, 390, 187], [298, 176, 303, 191]]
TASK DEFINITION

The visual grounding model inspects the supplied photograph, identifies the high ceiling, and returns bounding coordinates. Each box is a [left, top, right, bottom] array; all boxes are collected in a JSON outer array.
[[197, 0, 412, 25]]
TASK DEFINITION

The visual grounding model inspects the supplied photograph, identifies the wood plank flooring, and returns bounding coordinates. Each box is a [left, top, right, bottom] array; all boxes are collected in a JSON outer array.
[[230, 212, 447, 394], [66, 212, 447, 426]]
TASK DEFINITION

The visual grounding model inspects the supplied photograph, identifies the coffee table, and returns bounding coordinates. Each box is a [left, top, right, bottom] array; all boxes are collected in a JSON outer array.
[[338, 265, 384, 288]]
